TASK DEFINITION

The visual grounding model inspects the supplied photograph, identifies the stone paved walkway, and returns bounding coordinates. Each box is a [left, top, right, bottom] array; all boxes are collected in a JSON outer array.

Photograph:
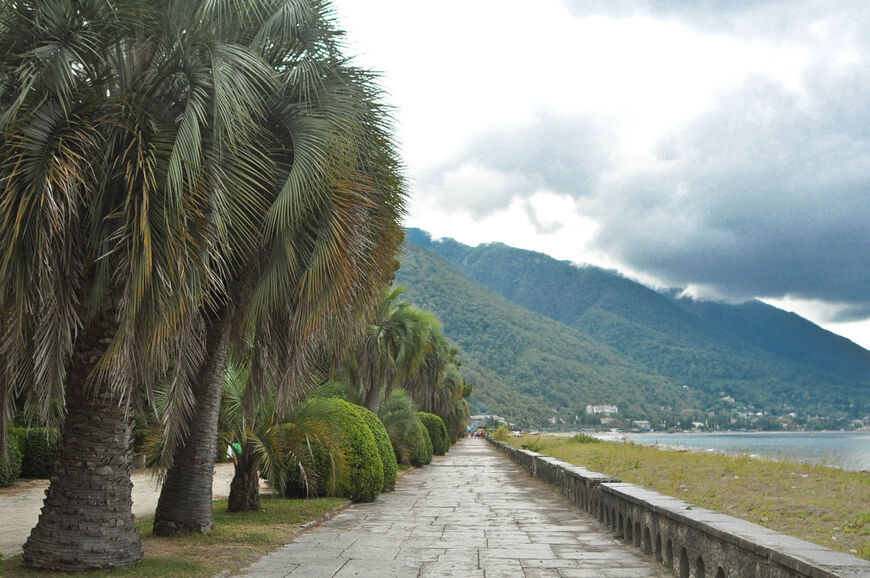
[[236, 438, 669, 577]]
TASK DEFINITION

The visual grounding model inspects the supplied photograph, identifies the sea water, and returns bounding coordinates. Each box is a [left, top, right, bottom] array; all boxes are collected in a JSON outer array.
[[606, 431, 870, 471]]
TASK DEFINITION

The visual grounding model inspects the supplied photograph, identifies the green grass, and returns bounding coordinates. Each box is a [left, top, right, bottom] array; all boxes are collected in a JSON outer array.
[[511, 435, 870, 560], [2, 497, 346, 577]]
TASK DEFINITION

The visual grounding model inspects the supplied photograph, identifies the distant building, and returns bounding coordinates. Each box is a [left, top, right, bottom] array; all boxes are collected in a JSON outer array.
[[600, 417, 619, 425], [469, 414, 514, 428], [632, 420, 652, 430], [586, 404, 618, 415]]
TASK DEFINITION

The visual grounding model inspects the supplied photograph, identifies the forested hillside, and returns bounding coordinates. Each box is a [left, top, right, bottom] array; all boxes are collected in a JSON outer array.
[[401, 229, 870, 426], [396, 242, 697, 427]]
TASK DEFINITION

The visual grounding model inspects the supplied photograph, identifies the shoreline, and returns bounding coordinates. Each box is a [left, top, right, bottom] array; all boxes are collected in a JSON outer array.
[[600, 431, 870, 472]]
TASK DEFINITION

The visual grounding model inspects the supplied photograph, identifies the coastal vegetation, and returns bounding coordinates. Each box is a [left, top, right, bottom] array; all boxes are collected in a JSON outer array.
[[0, 0, 863, 573], [509, 434, 870, 560], [417, 412, 451, 455]]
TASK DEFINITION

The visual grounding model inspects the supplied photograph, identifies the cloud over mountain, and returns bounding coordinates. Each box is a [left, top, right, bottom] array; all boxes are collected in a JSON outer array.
[[417, 1, 870, 322]]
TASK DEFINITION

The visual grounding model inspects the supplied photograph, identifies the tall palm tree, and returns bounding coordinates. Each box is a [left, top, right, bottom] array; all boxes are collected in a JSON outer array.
[[0, 0, 243, 570], [345, 286, 435, 414], [403, 325, 470, 438], [0, 0, 404, 567], [152, 0, 405, 535]]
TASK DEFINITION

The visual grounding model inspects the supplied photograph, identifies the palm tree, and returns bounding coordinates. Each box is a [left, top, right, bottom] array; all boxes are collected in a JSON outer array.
[[377, 388, 421, 464], [402, 325, 470, 439], [152, 1, 405, 535], [219, 366, 346, 511], [0, 0, 403, 567], [346, 286, 435, 414], [0, 1, 237, 570]]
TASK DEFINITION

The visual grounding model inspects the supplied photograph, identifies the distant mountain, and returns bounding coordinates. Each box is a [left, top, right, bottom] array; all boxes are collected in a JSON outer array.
[[400, 229, 870, 427], [396, 241, 697, 427]]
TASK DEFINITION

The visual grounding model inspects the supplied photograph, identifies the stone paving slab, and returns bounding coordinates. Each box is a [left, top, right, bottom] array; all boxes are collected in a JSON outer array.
[[234, 438, 669, 577]]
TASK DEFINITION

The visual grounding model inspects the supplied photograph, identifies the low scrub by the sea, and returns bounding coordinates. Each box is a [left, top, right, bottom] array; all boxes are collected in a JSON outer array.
[[511, 435, 870, 560]]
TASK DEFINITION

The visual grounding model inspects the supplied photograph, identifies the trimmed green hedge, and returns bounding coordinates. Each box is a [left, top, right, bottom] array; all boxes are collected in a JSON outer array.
[[409, 417, 432, 466], [418, 412, 450, 455], [355, 407, 397, 492], [14, 428, 58, 479], [0, 432, 23, 487], [327, 399, 383, 502]]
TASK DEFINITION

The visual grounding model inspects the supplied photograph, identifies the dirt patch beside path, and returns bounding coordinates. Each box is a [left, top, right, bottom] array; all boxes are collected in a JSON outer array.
[[0, 463, 237, 557]]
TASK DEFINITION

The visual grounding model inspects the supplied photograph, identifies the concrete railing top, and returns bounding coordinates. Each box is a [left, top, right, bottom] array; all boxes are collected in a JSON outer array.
[[510, 446, 620, 481]]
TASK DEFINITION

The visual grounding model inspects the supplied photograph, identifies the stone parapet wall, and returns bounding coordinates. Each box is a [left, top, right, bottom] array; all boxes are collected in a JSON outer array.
[[488, 439, 870, 578]]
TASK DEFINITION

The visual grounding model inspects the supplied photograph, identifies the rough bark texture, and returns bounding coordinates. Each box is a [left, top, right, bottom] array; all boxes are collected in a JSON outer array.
[[363, 384, 380, 414], [22, 321, 143, 571], [227, 459, 260, 512], [153, 309, 229, 536]]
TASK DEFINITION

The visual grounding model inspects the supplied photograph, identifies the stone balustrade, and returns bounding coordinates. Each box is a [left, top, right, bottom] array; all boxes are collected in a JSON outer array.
[[489, 439, 870, 578]]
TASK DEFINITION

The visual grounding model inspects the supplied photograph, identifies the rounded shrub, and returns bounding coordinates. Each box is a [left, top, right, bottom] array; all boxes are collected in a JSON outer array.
[[418, 412, 450, 455], [0, 432, 23, 487], [279, 398, 384, 502], [14, 428, 58, 479], [355, 407, 397, 492], [408, 417, 432, 466], [327, 399, 383, 502]]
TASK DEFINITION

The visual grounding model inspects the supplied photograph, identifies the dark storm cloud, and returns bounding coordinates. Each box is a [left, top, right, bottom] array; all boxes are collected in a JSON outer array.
[[828, 304, 870, 324], [427, 66, 870, 318], [420, 2, 870, 320], [588, 70, 870, 310]]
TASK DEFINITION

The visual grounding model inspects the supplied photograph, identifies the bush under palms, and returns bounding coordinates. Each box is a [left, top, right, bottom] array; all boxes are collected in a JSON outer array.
[[356, 406, 397, 492]]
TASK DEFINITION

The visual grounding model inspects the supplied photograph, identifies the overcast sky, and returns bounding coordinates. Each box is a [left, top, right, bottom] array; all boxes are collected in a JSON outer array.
[[331, 0, 870, 349]]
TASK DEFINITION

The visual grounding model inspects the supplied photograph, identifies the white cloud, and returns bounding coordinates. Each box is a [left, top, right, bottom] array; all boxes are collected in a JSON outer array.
[[422, 160, 530, 217]]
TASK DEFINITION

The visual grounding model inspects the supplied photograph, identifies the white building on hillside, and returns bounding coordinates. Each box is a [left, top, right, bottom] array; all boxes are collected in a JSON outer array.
[[585, 404, 618, 415]]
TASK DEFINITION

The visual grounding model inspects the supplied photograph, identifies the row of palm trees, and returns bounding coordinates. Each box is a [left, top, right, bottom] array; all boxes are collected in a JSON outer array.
[[0, 0, 406, 571], [217, 284, 472, 514]]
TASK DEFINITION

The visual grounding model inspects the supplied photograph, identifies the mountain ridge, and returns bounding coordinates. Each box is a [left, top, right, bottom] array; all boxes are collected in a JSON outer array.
[[398, 229, 869, 428]]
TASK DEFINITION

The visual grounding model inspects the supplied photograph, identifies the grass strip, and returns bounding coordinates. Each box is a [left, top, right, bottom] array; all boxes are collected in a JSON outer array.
[[2, 497, 347, 577], [511, 435, 870, 560]]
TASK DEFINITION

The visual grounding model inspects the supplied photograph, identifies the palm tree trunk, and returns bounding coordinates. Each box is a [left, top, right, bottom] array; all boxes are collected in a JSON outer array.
[[22, 320, 142, 572], [153, 307, 230, 536], [227, 457, 260, 512], [363, 383, 380, 414]]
